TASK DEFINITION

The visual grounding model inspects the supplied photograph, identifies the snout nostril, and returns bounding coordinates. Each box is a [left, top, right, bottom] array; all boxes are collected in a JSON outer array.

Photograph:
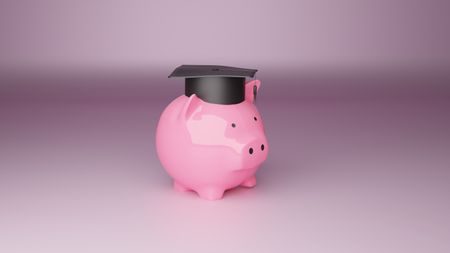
[[261, 144, 265, 151], [249, 147, 254, 154]]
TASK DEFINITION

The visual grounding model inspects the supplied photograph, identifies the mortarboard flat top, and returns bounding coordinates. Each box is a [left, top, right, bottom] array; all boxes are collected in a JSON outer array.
[[168, 65, 257, 78]]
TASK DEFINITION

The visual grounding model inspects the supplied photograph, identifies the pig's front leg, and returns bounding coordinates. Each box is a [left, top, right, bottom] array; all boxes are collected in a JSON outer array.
[[196, 187, 225, 200], [240, 175, 256, 188]]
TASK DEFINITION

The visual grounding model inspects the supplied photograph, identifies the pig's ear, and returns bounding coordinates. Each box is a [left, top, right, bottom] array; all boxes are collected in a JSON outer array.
[[245, 79, 261, 103], [180, 94, 202, 120]]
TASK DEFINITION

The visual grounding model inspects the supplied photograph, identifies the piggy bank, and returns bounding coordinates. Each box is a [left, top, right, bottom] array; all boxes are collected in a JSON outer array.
[[156, 65, 268, 200]]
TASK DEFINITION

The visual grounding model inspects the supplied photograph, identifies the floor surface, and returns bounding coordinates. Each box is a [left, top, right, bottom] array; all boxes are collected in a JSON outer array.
[[1, 74, 449, 253]]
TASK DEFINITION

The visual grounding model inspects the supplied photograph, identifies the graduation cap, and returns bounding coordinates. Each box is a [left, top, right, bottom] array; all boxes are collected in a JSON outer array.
[[168, 65, 258, 105]]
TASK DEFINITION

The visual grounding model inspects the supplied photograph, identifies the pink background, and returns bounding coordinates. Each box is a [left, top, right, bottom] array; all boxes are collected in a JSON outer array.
[[1, 1, 449, 252], [1, 0, 450, 71]]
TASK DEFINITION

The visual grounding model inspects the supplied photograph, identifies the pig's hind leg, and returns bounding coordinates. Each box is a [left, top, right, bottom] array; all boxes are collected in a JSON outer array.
[[240, 175, 256, 188], [196, 187, 225, 200]]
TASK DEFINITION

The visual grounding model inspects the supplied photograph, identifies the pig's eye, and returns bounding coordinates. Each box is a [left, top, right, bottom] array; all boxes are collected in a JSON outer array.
[[231, 123, 236, 128], [254, 116, 258, 121]]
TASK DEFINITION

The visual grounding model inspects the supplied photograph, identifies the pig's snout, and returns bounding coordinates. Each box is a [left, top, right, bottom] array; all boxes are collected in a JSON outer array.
[[242, 137, 268, 168]]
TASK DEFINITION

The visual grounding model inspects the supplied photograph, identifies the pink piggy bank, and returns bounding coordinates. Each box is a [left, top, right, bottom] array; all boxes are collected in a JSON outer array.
[[156, 65, 268, 200]]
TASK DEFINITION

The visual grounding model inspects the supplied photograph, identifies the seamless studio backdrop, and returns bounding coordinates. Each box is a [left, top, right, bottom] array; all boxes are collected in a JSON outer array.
[[1, 1, 450, 253]]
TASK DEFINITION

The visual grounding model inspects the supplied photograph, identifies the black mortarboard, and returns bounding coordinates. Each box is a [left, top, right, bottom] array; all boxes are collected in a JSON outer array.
[[168, 65, 258, 105]]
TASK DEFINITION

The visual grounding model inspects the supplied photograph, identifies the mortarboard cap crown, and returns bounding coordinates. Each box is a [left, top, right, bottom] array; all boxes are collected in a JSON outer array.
[[169, 65, 258, 105]]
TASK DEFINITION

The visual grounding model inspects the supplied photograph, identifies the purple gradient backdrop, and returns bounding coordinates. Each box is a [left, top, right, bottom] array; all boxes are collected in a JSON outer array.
[[1, 0, 450, 252], [1, 0, 450, 71]]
